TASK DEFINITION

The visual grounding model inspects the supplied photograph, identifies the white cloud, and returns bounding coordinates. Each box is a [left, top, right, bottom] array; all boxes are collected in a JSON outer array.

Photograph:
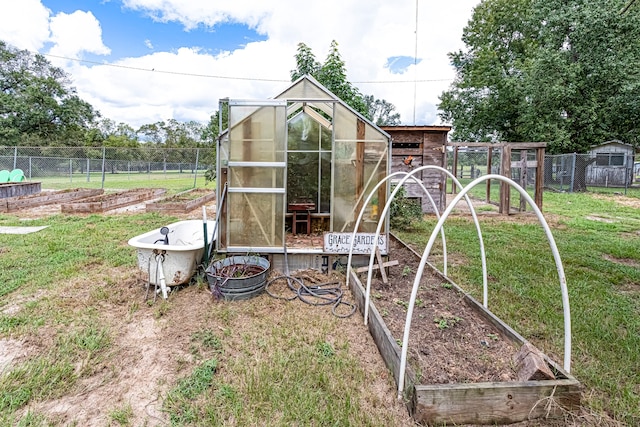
[[2, 0, 479, 128], [0, 0, 51, 50], [48, 10, 111, 58]]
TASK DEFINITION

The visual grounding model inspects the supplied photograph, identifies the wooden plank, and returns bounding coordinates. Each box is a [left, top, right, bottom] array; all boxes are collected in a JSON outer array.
[[515, 342, 556, 381], [500, 145, 511, 214], [535, 147, 545, 210], [0, 182, 42, 199], [510, 160, 538, 168], [61, 188, 165, 213], [375, 247, 389, 283], [413, 380, 581, 425], [355, 259, 399, 273], [3, 188, 103, 212]]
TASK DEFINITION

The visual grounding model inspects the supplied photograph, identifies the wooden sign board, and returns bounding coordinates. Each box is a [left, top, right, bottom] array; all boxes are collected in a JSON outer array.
[[323, 232, 387, 254]]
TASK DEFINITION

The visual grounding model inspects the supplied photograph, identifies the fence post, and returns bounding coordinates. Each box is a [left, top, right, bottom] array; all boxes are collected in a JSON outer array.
[[86, 158, 90, 182], [101, 147, 106, 189], [69, 159, 73, 183], [13, 146, 17, 170], [570, 153, 576, 193], [193, 148, 200, 188], [29, 157, 32, 179]]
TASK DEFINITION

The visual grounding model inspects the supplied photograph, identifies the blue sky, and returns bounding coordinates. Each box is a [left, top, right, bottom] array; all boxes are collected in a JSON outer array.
[[42, 0, 269, 62], [1, 0, 479, 127]]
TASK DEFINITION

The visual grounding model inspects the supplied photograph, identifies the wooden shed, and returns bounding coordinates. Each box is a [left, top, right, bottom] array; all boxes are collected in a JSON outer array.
[[380, 126, 450, 214], [215, 75, 392, 271], [586, 140, 636, 187]]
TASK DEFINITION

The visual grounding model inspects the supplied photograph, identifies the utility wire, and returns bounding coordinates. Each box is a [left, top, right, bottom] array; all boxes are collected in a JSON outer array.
[[43, 52, 452, 84]]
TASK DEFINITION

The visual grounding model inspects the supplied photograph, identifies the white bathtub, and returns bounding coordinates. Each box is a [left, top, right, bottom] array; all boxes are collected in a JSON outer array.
[[128, 219, 216, 286]]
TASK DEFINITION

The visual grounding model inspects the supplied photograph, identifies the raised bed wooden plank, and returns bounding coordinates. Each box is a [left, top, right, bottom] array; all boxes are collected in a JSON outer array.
[[0, 188, 103, 212], [145, 188, 215, 213], [0, 182, 42, 199], [61, 188, 166, 213], [347, 234, 582, 426]]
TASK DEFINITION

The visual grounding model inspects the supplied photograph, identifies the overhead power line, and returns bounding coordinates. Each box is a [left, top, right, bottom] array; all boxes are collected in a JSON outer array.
[[43, 53, 453, 84]]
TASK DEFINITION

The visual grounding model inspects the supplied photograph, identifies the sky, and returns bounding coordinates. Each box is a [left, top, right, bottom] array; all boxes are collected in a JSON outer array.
[[0, 0, 480, 129]]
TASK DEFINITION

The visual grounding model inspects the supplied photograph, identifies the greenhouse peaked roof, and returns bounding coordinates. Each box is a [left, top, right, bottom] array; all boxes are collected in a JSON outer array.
[[274, 75, 390, 140]]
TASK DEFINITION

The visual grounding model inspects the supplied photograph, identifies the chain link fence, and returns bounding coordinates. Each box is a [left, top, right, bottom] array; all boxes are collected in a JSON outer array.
[[545, 152, 636, 194], [451, 150, 637, 195], [0, 146, 216, 190]]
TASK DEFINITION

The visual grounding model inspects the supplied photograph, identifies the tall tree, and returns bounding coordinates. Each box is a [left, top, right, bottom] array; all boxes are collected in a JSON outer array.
[[0, 40, 98, 146], [364, 95, 401, 126], [291, 41, 401, 124], [438, 0, 640, 153]]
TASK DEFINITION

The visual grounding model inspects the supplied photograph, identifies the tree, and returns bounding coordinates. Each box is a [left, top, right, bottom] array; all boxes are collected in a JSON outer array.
[[438, 0, 640, 153], [291, 41, 401, 124], [364, 95, 401, 126], [0, 40, 98, 146]]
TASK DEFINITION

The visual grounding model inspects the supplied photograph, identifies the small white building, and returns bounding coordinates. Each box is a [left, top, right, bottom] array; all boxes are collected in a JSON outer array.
[[586, 140, 636, 187]]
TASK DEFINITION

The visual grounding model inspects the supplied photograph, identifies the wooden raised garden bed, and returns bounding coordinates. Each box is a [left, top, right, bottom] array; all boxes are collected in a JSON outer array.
[[145, 188, 215, 213], [61, 188, 166, 213], [0, 181, 42, 199], [348, 235, 581, 426], [0, 188, 103, 213]]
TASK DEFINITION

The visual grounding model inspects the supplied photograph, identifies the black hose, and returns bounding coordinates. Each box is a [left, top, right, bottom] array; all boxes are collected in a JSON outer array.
[[265, 274, 356, 318]]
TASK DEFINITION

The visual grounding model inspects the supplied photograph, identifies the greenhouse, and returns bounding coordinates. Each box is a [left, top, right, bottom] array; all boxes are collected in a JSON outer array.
[[215, 75, 391, 267]]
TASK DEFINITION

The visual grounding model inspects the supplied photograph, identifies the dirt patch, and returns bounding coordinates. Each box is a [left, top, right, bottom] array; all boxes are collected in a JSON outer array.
[[363, 238, 519, 385], [592, 193, 640, 209], [603, 254, 640, 269]]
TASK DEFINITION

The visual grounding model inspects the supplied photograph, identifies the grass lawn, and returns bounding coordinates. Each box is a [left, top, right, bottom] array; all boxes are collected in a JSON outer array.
[[0, 187, 638, 425]]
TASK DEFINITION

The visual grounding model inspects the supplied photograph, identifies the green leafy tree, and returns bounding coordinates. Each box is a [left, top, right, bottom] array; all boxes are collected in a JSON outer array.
[[364, 95, 401, 126], [291, 41, 401, 124], [439, 0, 640, 153], [0, 40, 98, 146]]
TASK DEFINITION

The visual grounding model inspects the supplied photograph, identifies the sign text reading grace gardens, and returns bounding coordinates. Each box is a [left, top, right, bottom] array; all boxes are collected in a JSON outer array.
[[323, 232, 387, 254]]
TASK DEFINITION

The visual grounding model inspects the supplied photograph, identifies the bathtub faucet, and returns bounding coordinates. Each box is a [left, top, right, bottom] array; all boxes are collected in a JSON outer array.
[[154, 226, 170, 245]]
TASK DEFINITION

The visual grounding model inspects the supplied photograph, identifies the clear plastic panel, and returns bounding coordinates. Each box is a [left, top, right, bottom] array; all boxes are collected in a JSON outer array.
[[334, 104, 357, 140], [276, 78, 334, 100], [332, 139, 356, 232], [229, 167, 285, 188], [228, 192, 284, 248], [229, 106, 285, 162], [287, 152, 319, 204], [288, 112, 321, 151]]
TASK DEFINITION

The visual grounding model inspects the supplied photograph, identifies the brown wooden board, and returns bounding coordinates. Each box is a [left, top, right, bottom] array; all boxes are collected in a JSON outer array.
[[145, 188, 215, 213], [0, 182, 42, 199], [60, 188, 166, 213], [0, 188, 103, 212], [347, 234, 581, 426]]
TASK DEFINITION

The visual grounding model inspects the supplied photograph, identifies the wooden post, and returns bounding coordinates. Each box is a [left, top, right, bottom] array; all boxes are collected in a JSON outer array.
[[499, 145, 511, 214], [451, 146, 459, 194], [486, 147, 493, 203], [535, 147, 544, 211], [520, 150, 528, 212], [355, 119, 365, 229]]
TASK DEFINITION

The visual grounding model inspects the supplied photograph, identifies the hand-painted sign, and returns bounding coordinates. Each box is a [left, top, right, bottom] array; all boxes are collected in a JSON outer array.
[[323, 232, 387, 254]]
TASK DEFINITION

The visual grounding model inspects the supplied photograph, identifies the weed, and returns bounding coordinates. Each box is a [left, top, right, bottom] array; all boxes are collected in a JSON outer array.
[[402, 266, 412, 277], [153, 300, 170, 318], [394, 299, 409, 310], [434, 316, 461, 330], [441, 282, 453, 289], [316, 341, 335, 358], [108, 404, 133, 426]]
